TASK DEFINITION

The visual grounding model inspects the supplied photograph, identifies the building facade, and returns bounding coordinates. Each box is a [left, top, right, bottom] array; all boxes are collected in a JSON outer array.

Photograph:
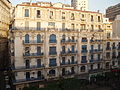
[[106, 3, 120, 21], [10, 2, 120, 90], [71, 0, 88, 11], [0, 0, 11, 37]]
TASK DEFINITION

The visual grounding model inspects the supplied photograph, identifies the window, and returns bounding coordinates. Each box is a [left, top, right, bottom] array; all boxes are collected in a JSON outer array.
[[98, 54, 101, 60], [71, 45, 75, 52], [81, 24, 85, 29], [25, 60, 30, 68], [62, 46, 66, 53], [37, 59, 41, 67], [25, 34, 29, 43], [81, 66, 86, 72], [50, 11, 53, 19], [26, 72, 30, 79], [71, 23, 75, 30], [37, 34, 41, 43], [81, 37, 87, 42], [98, 25, 101, 30], [91, 25, 94, 30], [49, 47, 57, 55], [71, 13, 75, 20], [90, 65, 93, 70], [49, 69, 56, 75], [98, 16, 100, 22], [91, 54, 94, 60], [25, 47, 30, 55], [112, 42, 116, 49], [37, 22, 41, 30], [49, 34, 56, 43], [91, 15, 94, 21], [48, 22, 55, 27], [62, 34, 66, 42], [62, 57, 65, 64], [25, 9, 29, 17], [62, 23, 65, 30], [81, 56, 87, 63], [49, 58, 57, 66], [37, 10, 41, 18], [91, 45, 94, 50], [62, 12, 65, 19], [98, 44, 101, 50], [71, 56, 75, 63], [37, 46, 41, 55], [82, 45, 87, 51], [106, 52, 110, 58]]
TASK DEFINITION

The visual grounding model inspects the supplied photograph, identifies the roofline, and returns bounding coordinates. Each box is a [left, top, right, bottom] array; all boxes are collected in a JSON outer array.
[[16, 4, 102, 14]]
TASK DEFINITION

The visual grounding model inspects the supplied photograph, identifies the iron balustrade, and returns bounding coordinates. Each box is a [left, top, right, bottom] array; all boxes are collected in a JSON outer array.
[[23, 40, 44, 44], [23, 53, 44, 56]]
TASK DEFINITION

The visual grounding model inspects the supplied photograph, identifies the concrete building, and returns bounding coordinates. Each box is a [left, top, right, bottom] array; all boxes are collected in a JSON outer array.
[[71, 0, 88, 11], [10, 2, 120, 90], [0, 0, 11, 37], [106, 3, 120, 21], [112, 15, 120, 39]]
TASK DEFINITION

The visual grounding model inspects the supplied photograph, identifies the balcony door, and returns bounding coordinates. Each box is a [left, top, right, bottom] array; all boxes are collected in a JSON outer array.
[[37, 47, 41, 55], [26, 72, 30, 79], [25, 60, 30, 69], [37, 71, 42, 79]]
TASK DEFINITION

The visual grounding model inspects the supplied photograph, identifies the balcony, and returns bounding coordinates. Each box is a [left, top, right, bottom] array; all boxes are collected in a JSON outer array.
[[81, 50, 88, 53], [49, 63, 57, 67], [90, 40, 103, 44], [81, 60, 87, 63], [89, 69, 103, 73], [106, 47, 111, 50], [49, 40, 57, 43], [90, 59, 102, 63], [23, 53, 44, 57], [13, 77, 44, 84], [61, 39, 77, 44], [60, 51, 66, 55], [12, 64, 45, 71], [12, 27, 46, 31], [60, 61, 77, 66], [67, 51, 78, 54], [49, 52, 57, 55], [23, 40, 44, 45], [90, 49, 103, 53]]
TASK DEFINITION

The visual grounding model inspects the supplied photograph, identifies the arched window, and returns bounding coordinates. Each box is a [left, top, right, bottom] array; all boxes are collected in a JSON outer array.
[[37, 34, 41, 43], [49, 69, 56, 76], [81, 66, 86, 72], [49, 34, 56, 43], [25, 34, 29, 43]]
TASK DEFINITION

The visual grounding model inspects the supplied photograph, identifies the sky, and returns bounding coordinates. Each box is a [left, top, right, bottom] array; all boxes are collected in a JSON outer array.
[[10, 0, 120, 13]]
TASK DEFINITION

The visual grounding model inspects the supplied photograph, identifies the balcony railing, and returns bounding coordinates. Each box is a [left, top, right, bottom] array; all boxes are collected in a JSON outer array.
[[13, 77, 44, 84], [49, 52, 57, 55], [49, 63, 57, 67], [12, 64, 45, 70], [90, 49, 103, 53], [23, 53, 44, 57], [67, 51, 78, 54], [23, 40, 44, 44], [60, 61, 77, 65], [106, 47, 111, 50], [81, 60, 87, 63], [49, 40, 57, 43], [90, 59, 102, 63], [61, 39, 77, 43], [81, 50, 88, 53]]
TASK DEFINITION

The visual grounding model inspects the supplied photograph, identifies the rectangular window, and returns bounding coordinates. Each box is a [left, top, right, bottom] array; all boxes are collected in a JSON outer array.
[[71, 23, 75, 30], [49, 58, 56, 66], [37, 22, 41, 30], [37, 46, 41, 55], [62, 46, 66, 53], [91, 15, 94, 21], [50, 11, 53, 19], [25, 9, 29, 17], [37, 10, 41, 18], [71, 13, 75, 20], [91, 54, 94, 59], [62, 57, 65, 64], [62, 23, 65, 30], [98, 54, 101, 60], [62, 12, 65, 19], [48, 22, 55, 27], [82, 45, 87, 51], [49, 47, 57, 55], [98, 16, 100, 22]]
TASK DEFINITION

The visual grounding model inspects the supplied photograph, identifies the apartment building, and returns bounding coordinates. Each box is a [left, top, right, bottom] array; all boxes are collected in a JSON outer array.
[[10, 2, 120, 90], [71, 0, 88, 11]]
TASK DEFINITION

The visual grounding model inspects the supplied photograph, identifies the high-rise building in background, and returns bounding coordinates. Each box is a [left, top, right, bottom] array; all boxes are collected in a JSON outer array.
[[71, 0, 88, 11], [112, 15, 120, 38], [106, 3, 120, 21]]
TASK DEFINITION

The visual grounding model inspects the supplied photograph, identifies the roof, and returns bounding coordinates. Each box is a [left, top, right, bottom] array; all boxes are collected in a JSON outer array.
[[17, 3, 102, 14]]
